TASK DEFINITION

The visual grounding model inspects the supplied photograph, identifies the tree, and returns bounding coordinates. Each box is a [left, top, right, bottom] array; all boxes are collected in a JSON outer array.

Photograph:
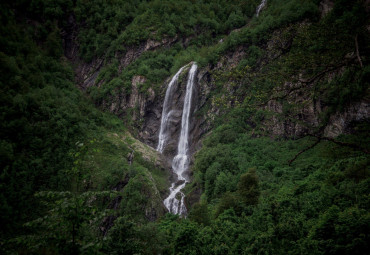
[[13, 142, 112, 254], [189, 202, 210, 226], [215, 192, 239, 218], [237, 167, 260, 206]]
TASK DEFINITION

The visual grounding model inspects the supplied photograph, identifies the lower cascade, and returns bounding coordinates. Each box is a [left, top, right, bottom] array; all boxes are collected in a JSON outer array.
[[159, 63, 198, 215]]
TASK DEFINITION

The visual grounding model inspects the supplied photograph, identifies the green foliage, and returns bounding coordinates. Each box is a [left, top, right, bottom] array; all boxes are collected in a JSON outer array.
[[199, 0, 319, 64], [17, 190, 110, 254], [308, 205, 370, 254], [215, 192, 240, 218], [237, 168, 260, 206], [188, 120, 369, 254], [103, 217, 168, 254], [207, 0, 370, 138], [104, 216, 139, 254], [2, 1, 369, 254], [0, 3, 168, 253], [7, 143, 115, 254], [189, 202, 211, 226], [0, 11, 103, 237], [75, 0, 257, 62]]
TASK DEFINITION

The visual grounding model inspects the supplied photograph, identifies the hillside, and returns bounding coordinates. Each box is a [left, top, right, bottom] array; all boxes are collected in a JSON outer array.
[[1, 0, 369, 254]]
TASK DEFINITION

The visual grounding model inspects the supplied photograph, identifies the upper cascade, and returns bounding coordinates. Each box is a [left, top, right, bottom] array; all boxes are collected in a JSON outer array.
[[172, 63, 198, 182], [256, 0, 267, 17], [158, 62, 198, 215], [157, 66, 185, 153]]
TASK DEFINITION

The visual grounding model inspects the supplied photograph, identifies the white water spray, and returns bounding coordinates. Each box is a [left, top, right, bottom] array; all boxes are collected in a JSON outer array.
[[159, 63, 198, 215], [157, 66, 185, 153], [256, 0, 267, 17]]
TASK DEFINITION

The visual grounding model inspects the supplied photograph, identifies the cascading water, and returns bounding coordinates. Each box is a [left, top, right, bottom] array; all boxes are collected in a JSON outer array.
[[158, 63, 198, 215], [157, 66, 185, 153], [256, 0, 267, 17]]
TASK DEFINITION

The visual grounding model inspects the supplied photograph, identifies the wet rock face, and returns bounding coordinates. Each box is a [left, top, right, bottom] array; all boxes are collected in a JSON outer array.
[[155, 66, 198, 160], [67, 15, 369, 162], [63, 18, 211, 159], [161, 65, 213, 165], [85, 63, 210, 157], [158, 69, 190, 155], [131, 64, 212, 176], [189, 69, 213, 155]]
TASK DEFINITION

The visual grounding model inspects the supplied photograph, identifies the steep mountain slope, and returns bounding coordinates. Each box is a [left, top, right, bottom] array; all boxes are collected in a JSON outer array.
[[1, 0, 369, 254], [74, 0, 369, 146], [0, 1, 170, 253]]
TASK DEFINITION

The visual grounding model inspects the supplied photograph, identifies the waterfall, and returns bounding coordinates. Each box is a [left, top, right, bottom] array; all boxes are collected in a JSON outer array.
[[256, 0, 267, 17], [157, 66, 185, 153], [159, 63, 198, 215]]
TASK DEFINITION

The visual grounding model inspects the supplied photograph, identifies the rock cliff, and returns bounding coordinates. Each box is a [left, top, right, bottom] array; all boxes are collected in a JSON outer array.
[[63, 1, 369, 179]]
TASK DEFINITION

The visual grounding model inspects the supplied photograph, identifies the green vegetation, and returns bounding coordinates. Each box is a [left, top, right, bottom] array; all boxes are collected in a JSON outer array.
[[185, 122, 369, 254], [0, 1, 167, 253], [75, 0, 260, 62], [85, 0, 322, 118], [1, 0, 369, 254]]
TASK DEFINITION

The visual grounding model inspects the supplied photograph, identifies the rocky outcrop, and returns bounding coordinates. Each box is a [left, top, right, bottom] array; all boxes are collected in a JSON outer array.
[[129, 76, 155, 118], [150, 65, 204, 160], [269, 94, 367, 140], [62, 13, 106, 90], [324, 100, 370, 138], [75, 58, 105, 89], [103, 64, 212, 184], [66, 6, 368, 174], [64, 19, 178, 91], [118, 37, 178, 72], [195, 24, 369, 140], [319, 0, 334, 17], [99, 75, 159, 145]]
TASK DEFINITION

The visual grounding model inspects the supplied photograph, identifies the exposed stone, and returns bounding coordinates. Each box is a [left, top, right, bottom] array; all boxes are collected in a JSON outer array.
[[175, 179, 185, 186], [129, 75, 146, 119], [69, 35, 178, 90], [155, 65, 192, 161], [325, 100, 370, 138], [319, 0, 334, 17], [189, 23, 370, 141], [65, 14, 369, 212], [76, 58, 104, 90], [217, 45, 246, 69]]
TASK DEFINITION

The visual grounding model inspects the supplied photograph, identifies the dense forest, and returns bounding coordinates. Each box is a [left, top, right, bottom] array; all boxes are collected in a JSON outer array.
[[0, 0, 369, 254]]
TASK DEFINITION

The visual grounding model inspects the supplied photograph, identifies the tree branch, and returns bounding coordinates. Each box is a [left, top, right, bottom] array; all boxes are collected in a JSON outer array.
[[297, 64, 345, 84], [288, 138, 321, 166], [288, 134, 369, 166], [316, 135, 369, 154], [257, 61, 350, 107]]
